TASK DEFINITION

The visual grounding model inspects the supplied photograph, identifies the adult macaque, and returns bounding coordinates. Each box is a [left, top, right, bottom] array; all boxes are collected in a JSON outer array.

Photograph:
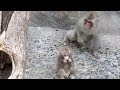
[[64, 11, 100, 58]]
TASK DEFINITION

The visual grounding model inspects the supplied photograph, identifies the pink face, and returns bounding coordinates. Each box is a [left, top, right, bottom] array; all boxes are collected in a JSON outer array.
[[84, 19, 93, 30], [63, 54, 72, 63]]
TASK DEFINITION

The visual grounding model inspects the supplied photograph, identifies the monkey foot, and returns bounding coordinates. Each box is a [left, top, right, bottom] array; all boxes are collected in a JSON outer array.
[[68, 74, 76, 79], [92, 52, 100, 59]]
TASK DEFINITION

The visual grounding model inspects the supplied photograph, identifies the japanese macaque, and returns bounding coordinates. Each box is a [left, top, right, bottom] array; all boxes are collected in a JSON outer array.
[[0, 51, 12, 69], [64, 11, 100, 58], [55, 47, 76, 79]]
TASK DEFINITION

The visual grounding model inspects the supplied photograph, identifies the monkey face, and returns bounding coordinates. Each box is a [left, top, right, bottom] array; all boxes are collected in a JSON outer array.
[[84, 11, 99, 30], [63, 54, 72, 63], [59, 47, 73, 64], [84, 19, 93, 30]]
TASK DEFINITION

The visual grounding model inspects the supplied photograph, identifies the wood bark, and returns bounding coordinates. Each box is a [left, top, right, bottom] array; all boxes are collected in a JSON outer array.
[[0, 11, 29, 79]]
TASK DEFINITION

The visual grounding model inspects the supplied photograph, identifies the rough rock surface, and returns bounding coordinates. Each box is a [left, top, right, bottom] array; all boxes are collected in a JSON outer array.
[[29, 11, 86, 30], [25, 11, 120, 79]]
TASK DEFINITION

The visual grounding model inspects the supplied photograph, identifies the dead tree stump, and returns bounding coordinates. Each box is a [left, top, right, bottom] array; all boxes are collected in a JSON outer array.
[[0, 11, 29, 79]]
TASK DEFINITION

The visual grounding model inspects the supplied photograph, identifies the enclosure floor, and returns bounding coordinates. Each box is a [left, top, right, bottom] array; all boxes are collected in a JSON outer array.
[[25, 26, 120, 79]]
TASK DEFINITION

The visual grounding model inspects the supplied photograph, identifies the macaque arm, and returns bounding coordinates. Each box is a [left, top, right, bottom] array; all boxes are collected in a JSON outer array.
[[77, 37, 85, 48], [63, 35, 69, 45]]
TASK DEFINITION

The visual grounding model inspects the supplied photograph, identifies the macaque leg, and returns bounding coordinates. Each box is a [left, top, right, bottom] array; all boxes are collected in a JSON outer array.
[[68, 67, 76, 79], [89, 35, 100, 59], [77, 38, 85, 48], [56, 69, 66, 79]]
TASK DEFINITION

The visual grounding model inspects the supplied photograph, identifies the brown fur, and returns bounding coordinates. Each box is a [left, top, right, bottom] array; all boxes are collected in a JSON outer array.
[[55, 47, 75, 79]]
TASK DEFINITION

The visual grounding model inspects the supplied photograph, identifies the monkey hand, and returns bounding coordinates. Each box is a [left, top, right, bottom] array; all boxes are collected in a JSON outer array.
[[92, 51, 100, 59], [63, 41, 69, 46]]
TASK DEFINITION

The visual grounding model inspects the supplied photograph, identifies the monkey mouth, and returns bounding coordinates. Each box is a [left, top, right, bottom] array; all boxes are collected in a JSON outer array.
[[66, 60, 71, 63], [63, 60, 70, 63]]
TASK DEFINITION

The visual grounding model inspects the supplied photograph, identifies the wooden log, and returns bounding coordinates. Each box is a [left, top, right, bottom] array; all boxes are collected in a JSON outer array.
[[0, 11, 29, 79]]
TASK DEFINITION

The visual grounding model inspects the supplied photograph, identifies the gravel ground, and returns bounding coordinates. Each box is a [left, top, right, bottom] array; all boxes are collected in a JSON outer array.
[[25, 11, 120, 79], [25, 26, 120, 79]]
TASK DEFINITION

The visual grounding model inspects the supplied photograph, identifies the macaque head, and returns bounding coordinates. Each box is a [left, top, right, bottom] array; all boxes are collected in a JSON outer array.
[[84, 11, 99, 30], [59, 47, 72, 63]]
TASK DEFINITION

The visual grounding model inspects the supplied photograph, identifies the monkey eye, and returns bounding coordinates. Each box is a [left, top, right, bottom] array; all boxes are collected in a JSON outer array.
[[64, 55, 69, 57], [64, 55, 67, 56], [85, 19, 91, 23]]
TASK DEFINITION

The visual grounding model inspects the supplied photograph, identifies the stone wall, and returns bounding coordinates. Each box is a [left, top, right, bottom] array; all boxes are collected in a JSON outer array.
[[29, 11, 87, 30]]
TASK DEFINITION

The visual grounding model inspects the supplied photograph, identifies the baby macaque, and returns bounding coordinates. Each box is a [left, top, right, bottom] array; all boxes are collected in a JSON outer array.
[[55, 47, 76, 79], [0, 51, 12, 69], [64, 11, 100, 58]]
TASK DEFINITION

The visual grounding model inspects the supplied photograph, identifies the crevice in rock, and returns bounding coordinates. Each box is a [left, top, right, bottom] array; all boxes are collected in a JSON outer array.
[[0, 50, 12, 79], [0, 11, 14, 34]]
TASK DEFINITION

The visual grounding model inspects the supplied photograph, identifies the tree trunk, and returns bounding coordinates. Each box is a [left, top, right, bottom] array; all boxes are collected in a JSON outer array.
[[0, 11, 29, 79]]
